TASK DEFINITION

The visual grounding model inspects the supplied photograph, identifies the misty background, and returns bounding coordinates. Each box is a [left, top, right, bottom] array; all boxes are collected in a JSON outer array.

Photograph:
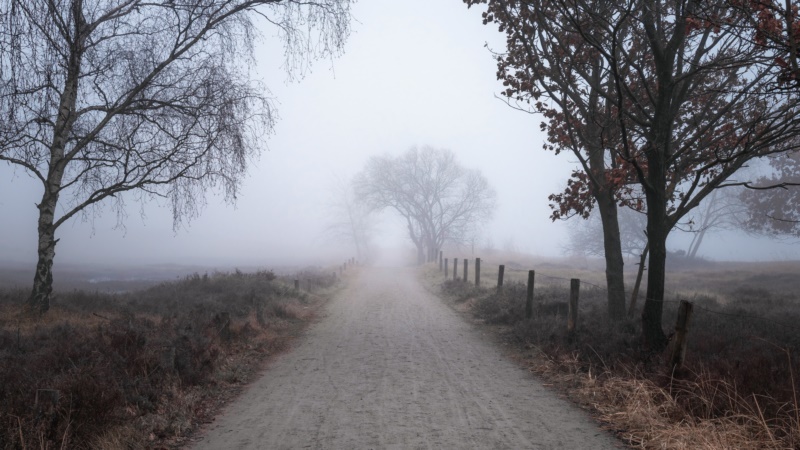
[[1, 0, 797, 271]]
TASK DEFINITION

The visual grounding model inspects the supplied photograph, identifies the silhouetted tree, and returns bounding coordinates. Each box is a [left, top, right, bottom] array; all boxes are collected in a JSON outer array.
[[738, 151, 800, 236], [565, 207, 647, 260], [354, 146, 496, 265], [0, 0, 353, 314]]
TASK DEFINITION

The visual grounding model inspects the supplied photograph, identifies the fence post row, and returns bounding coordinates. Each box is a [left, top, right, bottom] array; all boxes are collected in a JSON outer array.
[[669, 300, 694, 370], [568, 279, 580, 333], [497, 264, 505, 291], [439, 259, 587, 333], [526, 270, 535, 319]]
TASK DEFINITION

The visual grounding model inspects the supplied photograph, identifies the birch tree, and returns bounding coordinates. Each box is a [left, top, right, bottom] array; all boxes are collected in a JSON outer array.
[[0, 0, 353, 313]]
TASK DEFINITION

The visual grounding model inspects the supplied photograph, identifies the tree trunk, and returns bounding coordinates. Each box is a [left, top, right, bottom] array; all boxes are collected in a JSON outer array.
[[596, 191, 627, 321], [29, 193, 60, 314], [687, 228, 706, 259], [27, 13, 84, 314], [426, 242, 437, 263], [687, 190, 716, 258], [641, 157, 669, 350], [628, 243, 648, 317]]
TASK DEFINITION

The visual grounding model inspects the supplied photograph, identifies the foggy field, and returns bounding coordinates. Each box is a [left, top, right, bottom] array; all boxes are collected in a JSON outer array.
[[434, 252, 800, 298], [0, 261, 320, 293]]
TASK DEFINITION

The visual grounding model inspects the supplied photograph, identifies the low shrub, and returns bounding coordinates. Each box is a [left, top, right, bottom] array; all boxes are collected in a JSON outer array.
[[0, 268, 338, 449]]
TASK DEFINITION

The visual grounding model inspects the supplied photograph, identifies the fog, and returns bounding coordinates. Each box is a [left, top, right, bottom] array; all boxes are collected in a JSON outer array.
[[1, 0, 798, 272]]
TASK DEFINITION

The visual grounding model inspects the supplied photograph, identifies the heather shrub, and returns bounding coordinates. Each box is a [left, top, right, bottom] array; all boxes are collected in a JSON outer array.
[[0, 267, 337, 449]]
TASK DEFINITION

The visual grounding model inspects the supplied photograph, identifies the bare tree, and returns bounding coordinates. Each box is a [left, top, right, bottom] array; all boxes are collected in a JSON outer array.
[[354, 146, 497, 265], [466, 0, 647, 321], [565, 207, 648, 259], [679, 188, 748, 258], [738, 151, 800, 236], [323, 176, 376, 263], [0, 0, 353, 313]]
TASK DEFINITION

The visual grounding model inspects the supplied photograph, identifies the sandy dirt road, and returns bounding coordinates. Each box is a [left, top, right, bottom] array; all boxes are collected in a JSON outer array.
[[192, 267, 621, 449]]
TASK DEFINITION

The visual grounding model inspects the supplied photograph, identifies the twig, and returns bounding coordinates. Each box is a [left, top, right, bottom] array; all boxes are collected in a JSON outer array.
[[753, 393, 777, 446], [11, 415, 26, 450]]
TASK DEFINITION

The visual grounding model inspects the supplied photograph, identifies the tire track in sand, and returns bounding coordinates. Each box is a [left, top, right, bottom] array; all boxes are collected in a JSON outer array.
[[191, 267, 622, 449]]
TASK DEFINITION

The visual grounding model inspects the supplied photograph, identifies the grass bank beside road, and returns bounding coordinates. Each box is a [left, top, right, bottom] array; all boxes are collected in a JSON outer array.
[[0, 268, 343, 449], [421, 260, 800, 449]]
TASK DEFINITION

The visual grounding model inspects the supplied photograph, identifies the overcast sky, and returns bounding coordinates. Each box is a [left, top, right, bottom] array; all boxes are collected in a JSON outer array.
[[1, 0, 798, 269]]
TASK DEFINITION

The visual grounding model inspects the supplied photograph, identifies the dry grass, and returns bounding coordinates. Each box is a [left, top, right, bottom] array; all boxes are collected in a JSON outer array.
[[0, 268, 343, 450], [424, 260, 800, 449]]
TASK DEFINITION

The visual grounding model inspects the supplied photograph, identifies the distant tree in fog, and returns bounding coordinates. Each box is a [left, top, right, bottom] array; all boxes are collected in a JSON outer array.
[[323, 176, 376, 263], [738, 151, 800, 237], [354, 146, 496, 265], [565, 208, 647, 260], [680, 188, 747, 258], [0, 0, 354, 314]]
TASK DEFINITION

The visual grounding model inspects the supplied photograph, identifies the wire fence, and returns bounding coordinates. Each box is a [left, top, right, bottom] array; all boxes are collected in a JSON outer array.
[[435, 254, 800, 350]]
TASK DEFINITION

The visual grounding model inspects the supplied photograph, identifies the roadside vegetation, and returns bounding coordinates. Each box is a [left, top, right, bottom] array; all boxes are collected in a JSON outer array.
[[0, 269, 341, 449], [423, 258, 800, 449]]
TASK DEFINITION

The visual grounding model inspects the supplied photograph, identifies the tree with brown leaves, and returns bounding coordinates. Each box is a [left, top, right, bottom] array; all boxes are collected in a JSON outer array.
[[467, 0, 800, 349]]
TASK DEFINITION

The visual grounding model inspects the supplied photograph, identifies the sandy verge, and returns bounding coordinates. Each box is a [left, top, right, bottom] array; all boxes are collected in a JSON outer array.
[[190, 267, 622, 449]]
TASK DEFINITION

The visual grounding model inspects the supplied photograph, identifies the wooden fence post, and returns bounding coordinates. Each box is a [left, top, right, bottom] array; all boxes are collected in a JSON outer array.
[[475, 258, 481, 287], [526, 270, 535, 319], [568, 279, 580, 333], [497, 265, 505, 291], [453, 258, 459, 280], [439, 251, 443, 271], [669, 300, 694, 370], [445, 258, 449, 278], [463, 258, 468, 283], [294, 279, 299, 290]]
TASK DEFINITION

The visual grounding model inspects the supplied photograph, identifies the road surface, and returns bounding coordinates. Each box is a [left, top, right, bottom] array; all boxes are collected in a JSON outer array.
[[192, 267, 621, 449]]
